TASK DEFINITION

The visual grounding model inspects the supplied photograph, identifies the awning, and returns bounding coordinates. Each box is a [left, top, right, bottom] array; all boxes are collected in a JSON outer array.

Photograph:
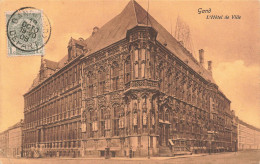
[[168, 139, 174, 146]]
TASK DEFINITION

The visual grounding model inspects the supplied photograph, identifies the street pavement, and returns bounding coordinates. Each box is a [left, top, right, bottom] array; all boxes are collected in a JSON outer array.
[[0, 150, 259, 164]]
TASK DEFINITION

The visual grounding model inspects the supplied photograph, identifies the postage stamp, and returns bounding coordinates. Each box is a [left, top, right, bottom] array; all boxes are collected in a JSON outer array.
[[6, 7, 51, 56]]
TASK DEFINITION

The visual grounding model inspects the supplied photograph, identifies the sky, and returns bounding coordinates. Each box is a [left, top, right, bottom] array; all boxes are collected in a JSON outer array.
[[0, 0, 259, 132]]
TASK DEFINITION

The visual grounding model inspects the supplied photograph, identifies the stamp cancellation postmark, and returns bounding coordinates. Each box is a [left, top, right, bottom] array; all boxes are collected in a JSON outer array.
[[6, 7, 51, 56]]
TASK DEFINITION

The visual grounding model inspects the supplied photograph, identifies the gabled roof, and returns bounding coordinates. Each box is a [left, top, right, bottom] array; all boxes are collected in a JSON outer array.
[[44, 59, 59, 70], [83, 0, 215, 83], [28, 0, 216, 93], [83, 0, 137, 53], [8, 120, 23, 130]]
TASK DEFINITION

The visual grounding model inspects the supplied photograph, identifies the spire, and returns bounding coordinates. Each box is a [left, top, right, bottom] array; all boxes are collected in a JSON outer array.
[[40, 55, 45, 81], [41, 55, 44, 65]]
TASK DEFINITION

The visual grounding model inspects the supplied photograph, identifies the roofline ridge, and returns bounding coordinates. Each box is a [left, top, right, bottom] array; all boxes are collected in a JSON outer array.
[[131, 0, 138, 25]]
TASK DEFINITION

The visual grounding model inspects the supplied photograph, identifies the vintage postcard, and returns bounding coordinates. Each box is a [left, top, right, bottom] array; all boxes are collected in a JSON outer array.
[[0, 0, 259, 164]]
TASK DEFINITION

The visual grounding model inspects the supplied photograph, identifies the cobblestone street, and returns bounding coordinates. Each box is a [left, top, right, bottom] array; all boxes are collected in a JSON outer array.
[[0, 150, 259, 164]]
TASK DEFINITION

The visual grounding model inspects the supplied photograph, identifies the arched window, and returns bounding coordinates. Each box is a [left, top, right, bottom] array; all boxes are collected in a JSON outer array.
[[111, 62, 119, 91]]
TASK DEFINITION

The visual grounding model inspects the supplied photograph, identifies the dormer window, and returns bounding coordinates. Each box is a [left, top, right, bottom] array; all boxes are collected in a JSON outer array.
[[68, 47, 72, 61]]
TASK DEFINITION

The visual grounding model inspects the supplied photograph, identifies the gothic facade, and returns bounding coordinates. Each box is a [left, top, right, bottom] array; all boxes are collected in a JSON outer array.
[[23, 0, 236, 158]]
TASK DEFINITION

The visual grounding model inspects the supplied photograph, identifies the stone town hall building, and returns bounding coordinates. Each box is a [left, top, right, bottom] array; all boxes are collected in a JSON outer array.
[[23, 0, 236, 158]]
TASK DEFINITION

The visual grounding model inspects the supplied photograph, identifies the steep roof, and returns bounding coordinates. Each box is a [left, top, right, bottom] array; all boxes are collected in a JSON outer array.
[[238, 118, 260, 132], [29, 0, 215, 93], [83, 0, 137, 53], [83, 0, 215, 83], [44, 59, 59, 70], [8, 120, 23, 130]]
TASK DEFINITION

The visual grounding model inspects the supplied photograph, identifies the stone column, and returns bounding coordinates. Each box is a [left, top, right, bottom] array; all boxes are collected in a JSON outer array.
[[147, 96, 152, 134], [130, 47, 134, 81], [119, 55, 124, 89], [137, 97, 141, 135], [154, 98, 159, 135], [106, 63, 111, 93], [140, 97, 143, 134], [124, 101, 127, 137], [129, 98, 133, 135]]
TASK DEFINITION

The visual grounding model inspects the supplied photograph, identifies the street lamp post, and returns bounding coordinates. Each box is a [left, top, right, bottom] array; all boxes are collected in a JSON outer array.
[[148, 109, 150, 159], [148, 133, 150, 159], [207, 131, 214, 155]]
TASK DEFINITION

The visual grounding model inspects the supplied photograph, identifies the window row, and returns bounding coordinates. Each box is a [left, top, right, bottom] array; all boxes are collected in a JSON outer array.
[[25, 91, 82, 124], [25, 65, 82, 108]]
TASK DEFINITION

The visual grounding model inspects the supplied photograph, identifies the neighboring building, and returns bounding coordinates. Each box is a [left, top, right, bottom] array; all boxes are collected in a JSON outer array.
[[0, 130, 9, 157], [23, 0, 235, 157], [7, 120, 24, 158], [0, 120, 23, 158], [23, 53, 83, 157], [237, 118, 260, 150], [231, 110, 238, 152]]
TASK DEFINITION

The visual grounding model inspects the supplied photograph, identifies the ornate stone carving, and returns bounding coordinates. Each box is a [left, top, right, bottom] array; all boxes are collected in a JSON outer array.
[[97, 96, 106, 107]]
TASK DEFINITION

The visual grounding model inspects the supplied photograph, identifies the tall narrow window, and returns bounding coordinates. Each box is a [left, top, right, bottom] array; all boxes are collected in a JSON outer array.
[[134, 64, 138, 78], [159, 108, 163, 120], [141, 62, 145, 78], [104, 108, 111, 133], [125, 56, 131, 83], [134, 49, 139, 79], [143, 112, 147, 125], [166, 69, 172, 94], [89, 85, 93, 97], [134, 50, 138, 62], [140, 49, 145, 61], [113, 106, 120, 136], [98, 67, 106, 94], [111, 62, 119, 91], [64, 72, 68, 87], [87, 71, 94, 97], [69, 69, 72, 85], [165, 109, 169, 121], [119, 115, 125, 129], [90, 109, 98, 138], [133, 112, 138, 133]]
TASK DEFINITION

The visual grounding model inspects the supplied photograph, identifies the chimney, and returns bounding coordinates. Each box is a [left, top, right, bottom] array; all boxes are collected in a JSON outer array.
[[199, 49, 204, 66], [208, 61, 212, 72], [92, 26, 99, 36], [179, 41, 184, 46]]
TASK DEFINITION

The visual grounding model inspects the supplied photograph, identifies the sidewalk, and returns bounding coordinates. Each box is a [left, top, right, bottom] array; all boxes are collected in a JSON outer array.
[[56, 153, 208, 161]]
